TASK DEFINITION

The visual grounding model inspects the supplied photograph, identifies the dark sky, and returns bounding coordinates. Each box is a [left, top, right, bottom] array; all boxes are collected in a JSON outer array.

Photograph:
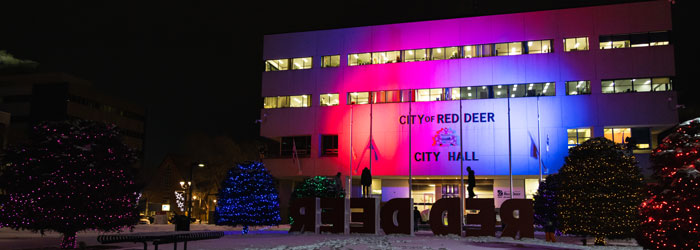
[[1, 0, 697, 168]]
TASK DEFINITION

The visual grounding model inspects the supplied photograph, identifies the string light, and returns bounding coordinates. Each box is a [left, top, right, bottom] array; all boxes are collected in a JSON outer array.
[[637, 118, 700, 249], [215, 161, 281, 234], [0, 120, 140, 249]]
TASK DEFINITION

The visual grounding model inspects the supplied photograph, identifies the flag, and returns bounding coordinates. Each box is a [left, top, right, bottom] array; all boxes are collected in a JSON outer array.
[[369, 139, 379, 161], [530, 134, 539, 159]]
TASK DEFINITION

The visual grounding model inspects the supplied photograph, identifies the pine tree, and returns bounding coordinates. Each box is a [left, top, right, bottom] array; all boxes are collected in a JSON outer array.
[[215, 161, 281, 234], [533, 173, 560, 230], [0, 120, 140, 249], [558, 137, 645, 245], [289, 176, 345, 202], [637, 118, 700, 250]]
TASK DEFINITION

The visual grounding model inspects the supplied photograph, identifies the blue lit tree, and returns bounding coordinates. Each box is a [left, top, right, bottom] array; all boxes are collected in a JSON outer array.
[[215, 161, 281, 234], [0, 120, 140, 249]]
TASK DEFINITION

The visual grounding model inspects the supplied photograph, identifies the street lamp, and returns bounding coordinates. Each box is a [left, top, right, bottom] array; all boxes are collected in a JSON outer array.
[[186, 162, 205, 230]]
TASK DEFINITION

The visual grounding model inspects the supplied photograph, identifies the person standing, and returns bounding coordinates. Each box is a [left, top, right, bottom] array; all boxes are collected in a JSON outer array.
[[467, 166, 476, 199], [361, 167, 372, 198], [413, 206, 422, 232], [334, 172, 343, 193], [545, 220, 556, 242]]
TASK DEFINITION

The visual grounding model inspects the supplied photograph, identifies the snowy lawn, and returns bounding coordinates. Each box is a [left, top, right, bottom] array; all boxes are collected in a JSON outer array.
[[0, 224, 642, 250]]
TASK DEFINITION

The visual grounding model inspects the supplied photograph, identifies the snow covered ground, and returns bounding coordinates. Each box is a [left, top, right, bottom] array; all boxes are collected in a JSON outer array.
[[0, 224, 642, 250]]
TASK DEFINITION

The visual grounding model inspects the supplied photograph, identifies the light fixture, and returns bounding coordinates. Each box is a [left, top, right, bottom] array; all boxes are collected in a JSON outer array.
[[543, 45, 548, 50], [180, 181, 185, 187], [408, 50, 413, 55], [467, 87, 471, 90], [466, 46, 471, 51], [468, 93, 472, 97], [644, 80, 650, 84], [429, 184, 436, 187], [497, 91, 502, 95], [198, 163, 205, 167], [436, 48, 441, 53], [574, 43, 580, 48], [511, 94, 515, 97], [193, 196, 197, 200], [353, 54, 358, 58]]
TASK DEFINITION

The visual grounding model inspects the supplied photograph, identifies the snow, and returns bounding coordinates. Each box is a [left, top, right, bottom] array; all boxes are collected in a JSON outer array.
[[0, 224, 643, 250]]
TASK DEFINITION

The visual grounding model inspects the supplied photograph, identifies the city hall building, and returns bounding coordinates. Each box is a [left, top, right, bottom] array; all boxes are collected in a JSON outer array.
[[259, 1, 677, 218]]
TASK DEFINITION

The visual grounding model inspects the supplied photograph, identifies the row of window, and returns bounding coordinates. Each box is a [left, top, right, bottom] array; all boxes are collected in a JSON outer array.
[[265, 127, 650, 158], [67, 95, 146, 121], [348, 39, 553, 66], [599, 31, 670, 50], [264, 31, 670, 71], [567, 127, 651, 149], [263, 77, 672, 108]]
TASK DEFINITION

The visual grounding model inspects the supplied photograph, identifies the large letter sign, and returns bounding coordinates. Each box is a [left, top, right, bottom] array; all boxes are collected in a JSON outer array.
[[288, 197, 533, 238]]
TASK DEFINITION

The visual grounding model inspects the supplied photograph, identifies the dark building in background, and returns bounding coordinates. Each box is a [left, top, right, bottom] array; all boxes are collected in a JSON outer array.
[[0, 72, 146, 160]]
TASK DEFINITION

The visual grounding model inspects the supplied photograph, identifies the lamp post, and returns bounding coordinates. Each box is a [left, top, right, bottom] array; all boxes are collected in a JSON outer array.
[[186, 162, 205, 230]]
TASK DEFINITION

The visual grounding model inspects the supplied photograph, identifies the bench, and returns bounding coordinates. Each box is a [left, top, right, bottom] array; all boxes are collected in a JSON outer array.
[[97, 231, 224, 250]]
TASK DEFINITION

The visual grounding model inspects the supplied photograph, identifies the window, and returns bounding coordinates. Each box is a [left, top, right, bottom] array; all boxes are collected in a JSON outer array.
[[371, 91, 386, 103], [445, 47, 461, 59], [263, 97, 277, 109], [495, 42, 522, 56], [321, 55, 340, 68], [444, 87, 461, 100], [348, 53, 371, 66], [567, 128, 591, 148], [476, 86, 491, 99], [321, 135, 339, 156], [652, 77, 672, 91], [429, 88, 443, 101], [348, 92, 370, 104], [600, 34, 630, 49], [265, 59, 289, 71], [402, 49, 427, 62], [289, 95, 311, 107], [493, 85, 507, 98], [386, 90, 401, 103], [372, 51, 401, 64], [604, 128, 631, 144], [430, 47, 445, 60], [320, 93, 339, 106], [526, 40, 552, 54], [460, 86, 477, 99], [265, 95, 311, 108], [566, 81, 591, 95], [400, 89, 414, 102], [292, 57, 312, 70], [510, 84, 526, 98], [649, 32, 670, 46], [281, 136, 311, 158], [602, 77, 672, 94], [415, 89, 431, 102], [564, 37, 589, 52], [600, 32, 669, 50]]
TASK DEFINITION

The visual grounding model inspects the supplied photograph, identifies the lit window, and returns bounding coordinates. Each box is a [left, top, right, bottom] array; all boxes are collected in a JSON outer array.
[[321, 55, 340, 68], [464, 44, 495, 58], [476, 86, 490, 99], [652, 77, 672, 91], [320, 93, 339, 106], [371, 91, 386, 103], [347, 92, 369, 104], [400, 89, 414, 102], [602, 77, 672, 94], [263, 97, 277, 109], [604, 128, 631, 144], [429, 88, 443, 101], [495, 43, 509, 56], [494, 85, 506, 98], [445, 47, 461, 59], [567, 128, 591, 148], [526, 40, 551, 54], [265, 59, 289, 71], [566, 81, 591, 95], [564, 37, 588, 52], [292, 57, 312, 70], [386, 90, 401, 103], [510, 84, 526, 97], [277, 96, 290, 108], [289, 95, 311, 107], [348, 53, 371, 66], [403, 49, 427, 62], [415, 89, 431, 102], [372, 51, 401, 64], [460, 86, 477, 100], [649, 32, 670, 46], [430, 47, 445, 60], [445, 87, 461, 100]]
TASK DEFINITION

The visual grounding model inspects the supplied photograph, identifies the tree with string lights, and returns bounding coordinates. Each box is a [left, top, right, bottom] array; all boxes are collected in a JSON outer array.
[[0, 120, 140, 249], [215, 161, 281, 234], [557, 137, 645, 245], [637, 118, 700, 250], [533, 173, 560, 234]]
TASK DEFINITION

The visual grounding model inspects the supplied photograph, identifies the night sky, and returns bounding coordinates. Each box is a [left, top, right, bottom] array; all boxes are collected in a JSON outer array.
[[1, 0, 697, 168]]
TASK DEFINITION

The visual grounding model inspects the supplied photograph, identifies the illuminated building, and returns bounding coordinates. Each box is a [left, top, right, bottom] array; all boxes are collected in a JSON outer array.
[[259, 1, 677, 219]]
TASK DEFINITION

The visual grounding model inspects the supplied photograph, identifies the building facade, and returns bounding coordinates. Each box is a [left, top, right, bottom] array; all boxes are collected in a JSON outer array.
[[260, 1, 677, 216], [0, 72, 146, 155]]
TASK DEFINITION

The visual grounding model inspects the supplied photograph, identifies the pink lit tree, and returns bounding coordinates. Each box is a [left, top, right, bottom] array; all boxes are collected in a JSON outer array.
[[637, 118, 700, 249], [0, 120, 140, 248]]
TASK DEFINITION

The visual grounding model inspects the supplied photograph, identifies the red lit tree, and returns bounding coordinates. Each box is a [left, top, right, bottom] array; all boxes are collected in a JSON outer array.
[[637, 118, 700, 249], [0, 120, 140, 248]]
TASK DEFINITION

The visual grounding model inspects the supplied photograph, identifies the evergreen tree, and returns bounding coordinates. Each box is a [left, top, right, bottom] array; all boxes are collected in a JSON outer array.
[[215, 161, 281, 234], [558, 137, 645, 245], [533, 173, 560, 229], [0, 120, 140, 249], [637, 118, 700, 250], [288, 176, 345, 225]]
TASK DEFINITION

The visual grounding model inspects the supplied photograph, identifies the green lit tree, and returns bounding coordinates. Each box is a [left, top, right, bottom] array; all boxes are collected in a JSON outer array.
[[0, 120, 139, 249], [558, 137, 645, 245], [288, 176, 344, 224]]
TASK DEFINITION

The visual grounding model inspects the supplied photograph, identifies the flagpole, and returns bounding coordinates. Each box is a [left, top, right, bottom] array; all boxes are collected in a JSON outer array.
[[458, 89, 465, 234], [369, 95, 373, 173], [408, 92, 412, 202], [349, 104, 354, 198], [507, 88, 513, 198], [537, 96, 542, 182]]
